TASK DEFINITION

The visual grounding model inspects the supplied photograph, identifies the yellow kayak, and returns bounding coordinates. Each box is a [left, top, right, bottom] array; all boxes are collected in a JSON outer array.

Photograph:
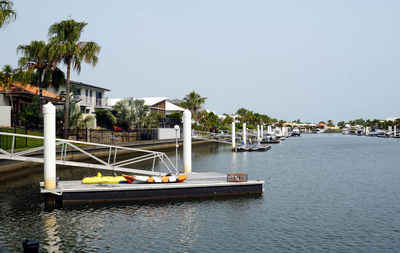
[[82, 172, 126, 184]]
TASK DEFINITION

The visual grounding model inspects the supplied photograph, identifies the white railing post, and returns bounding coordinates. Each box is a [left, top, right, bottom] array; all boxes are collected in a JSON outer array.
[[43, 102, 56, 189], [231, 122, 236, 150], [183, 110, 192, 173], [243, 123, 247, 145]]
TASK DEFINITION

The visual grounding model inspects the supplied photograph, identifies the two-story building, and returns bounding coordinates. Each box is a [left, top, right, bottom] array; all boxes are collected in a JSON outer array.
[[46, 80, 111, 128]]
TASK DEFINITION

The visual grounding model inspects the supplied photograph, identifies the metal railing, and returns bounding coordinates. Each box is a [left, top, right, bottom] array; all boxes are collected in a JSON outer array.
[[0, 132, 178, 176]]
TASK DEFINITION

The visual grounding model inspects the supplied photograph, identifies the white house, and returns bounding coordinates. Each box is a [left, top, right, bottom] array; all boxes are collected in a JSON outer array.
[[46, 80, 111, 128]]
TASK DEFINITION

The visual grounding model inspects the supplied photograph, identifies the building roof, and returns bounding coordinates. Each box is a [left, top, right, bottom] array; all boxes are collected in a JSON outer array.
[[70, 80, 110, 91], [0, 83, 60, 99]]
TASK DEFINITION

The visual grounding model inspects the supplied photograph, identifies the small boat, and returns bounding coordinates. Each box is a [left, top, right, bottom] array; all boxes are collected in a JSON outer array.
[[291, 127, 301, 137], [122, 174, 188, 184], [235, 144, 271, 152], [82, 172, 127, 184]]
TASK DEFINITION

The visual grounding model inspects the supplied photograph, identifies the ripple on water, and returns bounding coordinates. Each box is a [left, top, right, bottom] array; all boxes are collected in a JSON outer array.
[[1, 135, 400, 252]]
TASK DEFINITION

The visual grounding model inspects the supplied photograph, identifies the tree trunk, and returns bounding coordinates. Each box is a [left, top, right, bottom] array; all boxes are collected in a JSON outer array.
[[63, 61, 71, 139]]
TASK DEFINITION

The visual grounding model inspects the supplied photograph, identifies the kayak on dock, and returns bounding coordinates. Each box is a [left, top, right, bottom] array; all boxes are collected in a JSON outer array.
[[122, 174, 188, 184], [82, 172, 126, 184]]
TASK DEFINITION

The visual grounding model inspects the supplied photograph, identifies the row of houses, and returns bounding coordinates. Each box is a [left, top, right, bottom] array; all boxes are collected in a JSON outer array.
[[0, 81, 185, 128]]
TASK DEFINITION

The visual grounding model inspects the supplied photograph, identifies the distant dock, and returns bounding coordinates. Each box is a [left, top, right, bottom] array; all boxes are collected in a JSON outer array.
[[40, 172, 264, 204]]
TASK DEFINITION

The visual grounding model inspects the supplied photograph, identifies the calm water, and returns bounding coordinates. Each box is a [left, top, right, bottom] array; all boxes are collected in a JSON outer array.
[[1, 134, 400, 252]]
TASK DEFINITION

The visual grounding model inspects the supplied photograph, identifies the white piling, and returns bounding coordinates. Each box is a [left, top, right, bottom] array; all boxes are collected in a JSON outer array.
[[231, 122, 236, 150], [261, 125, 264, 141], [365, 127, 369, 136], [257, 125, 260, 143], [43, 102, 56, 190], [243, 123, 247, 145], [183, 110, 192, 173], [394, 126, 397, 137]]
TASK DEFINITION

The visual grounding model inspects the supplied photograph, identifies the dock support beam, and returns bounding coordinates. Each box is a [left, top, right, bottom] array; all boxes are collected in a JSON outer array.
[[183, 110, 192, 173], [43, 103, 56, 190], [394, 126, 397, 137], [231, 122, 236, 150], [243, 123, 247, 145]]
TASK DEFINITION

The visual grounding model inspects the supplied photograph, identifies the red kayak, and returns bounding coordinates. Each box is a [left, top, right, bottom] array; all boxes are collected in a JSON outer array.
[[122, 174, 188, 184]]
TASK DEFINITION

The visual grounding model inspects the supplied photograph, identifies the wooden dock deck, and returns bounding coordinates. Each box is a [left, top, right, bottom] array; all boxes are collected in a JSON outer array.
[[40, 172, 264, 203]]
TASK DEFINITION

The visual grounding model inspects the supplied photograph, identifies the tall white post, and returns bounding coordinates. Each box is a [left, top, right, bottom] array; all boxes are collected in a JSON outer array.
[[231, 122, 236, 150], [183, 110, 192, 173], [365, 127, 369, 136], [394, 126, 397, 137], [43, 102, 56, 190], [267, 125, 271, 134], [261, 125, 264, 141], [243, 123, 247, 145], [257, 125, 260, 143]]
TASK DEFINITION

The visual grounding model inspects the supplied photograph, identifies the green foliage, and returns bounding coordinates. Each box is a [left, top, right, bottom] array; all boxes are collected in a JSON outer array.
[[48, 19, 100, 137], [113, 98, 159, 130], [95, 110, 116, 129], [167, 112, 182, 121], [197, 111, 219, 131], [180, 91, 207, 115], [327, 120, 335, 127], [0, 0, 16, 28], [56, 102, 82, 130], [17, 40, 65, 91], [337, 121, 346, 128], [17, 96, 41, 129]]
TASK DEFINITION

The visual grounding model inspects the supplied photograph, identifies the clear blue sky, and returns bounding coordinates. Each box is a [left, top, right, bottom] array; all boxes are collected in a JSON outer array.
[[2, 0, 400, 123]]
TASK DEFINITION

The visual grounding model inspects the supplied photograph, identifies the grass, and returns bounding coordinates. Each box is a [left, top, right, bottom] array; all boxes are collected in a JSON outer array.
[[0, 127, 44, 151]]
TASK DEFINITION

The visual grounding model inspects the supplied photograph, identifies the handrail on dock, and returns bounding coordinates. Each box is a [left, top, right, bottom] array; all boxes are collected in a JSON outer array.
[[0, 132, 178, 176]]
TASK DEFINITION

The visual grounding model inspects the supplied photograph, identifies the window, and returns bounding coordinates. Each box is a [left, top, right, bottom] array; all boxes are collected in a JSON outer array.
[[85, 89, 88, 97], [73, 88, 81, 95], [90, 90, 92, 97]]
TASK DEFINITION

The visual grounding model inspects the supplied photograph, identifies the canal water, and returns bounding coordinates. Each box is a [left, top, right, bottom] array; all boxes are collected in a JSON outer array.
[[1, 134, 400, 252]]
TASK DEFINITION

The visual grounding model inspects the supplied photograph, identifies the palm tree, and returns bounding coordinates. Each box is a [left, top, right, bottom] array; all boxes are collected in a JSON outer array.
[[180, 91, 207, 115], [0, 65, 26, 125], [17, 40, 65, 91], [48, 19, 100, 138], [0, 65, 15, 110], [0, 0, 16, 28]]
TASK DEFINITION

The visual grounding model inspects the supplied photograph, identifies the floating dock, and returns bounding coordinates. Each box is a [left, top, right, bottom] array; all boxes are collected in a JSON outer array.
[[40, 172, 264, 204]]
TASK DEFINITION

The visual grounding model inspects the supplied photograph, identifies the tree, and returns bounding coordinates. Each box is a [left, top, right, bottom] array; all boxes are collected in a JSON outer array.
[[337, 121, 345, 128], [113, 98, 156, 130], [327, 120, 334, 127], [180, 91, 207, 115], [48, 19, 100, 138], [17, 40, 65, 91], [95, 110, 116, 129], [17, 96, 41, 129], [0, 0, 16, 28]]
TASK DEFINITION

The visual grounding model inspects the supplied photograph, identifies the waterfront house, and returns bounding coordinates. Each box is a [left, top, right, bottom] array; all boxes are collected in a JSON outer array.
[[0, 83, 62, 126], [46, 80, 111, 128]]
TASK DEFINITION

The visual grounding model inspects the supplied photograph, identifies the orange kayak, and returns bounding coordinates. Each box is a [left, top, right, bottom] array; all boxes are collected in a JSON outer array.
[[122, 174, 188, 184]]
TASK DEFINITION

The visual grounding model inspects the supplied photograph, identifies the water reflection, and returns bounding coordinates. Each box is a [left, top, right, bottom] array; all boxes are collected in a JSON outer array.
[[43, 212, 61, 253]]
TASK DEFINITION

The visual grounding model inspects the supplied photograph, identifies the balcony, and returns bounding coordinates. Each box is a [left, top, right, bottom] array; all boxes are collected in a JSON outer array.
[[95, 98, 111, 109], [73, 95, 91, 106]]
